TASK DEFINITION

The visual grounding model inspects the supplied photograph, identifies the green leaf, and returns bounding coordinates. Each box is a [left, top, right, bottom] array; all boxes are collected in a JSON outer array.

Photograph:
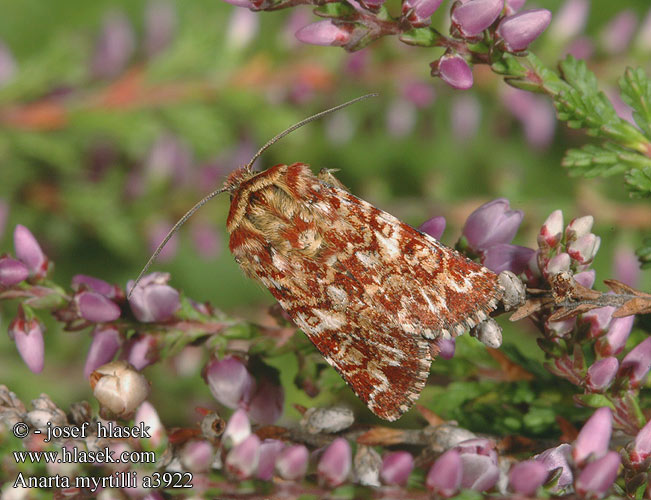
[[562, 143, 651, 178], [619, 67, 651, 138], [574, 393, 614, 409], [399, 27, 441, 47], [625, 165, 651, 198], [313, 2, 355, 19]]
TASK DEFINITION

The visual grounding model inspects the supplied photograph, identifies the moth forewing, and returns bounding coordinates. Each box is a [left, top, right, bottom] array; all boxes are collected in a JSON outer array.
[[226, 162, 502, 420]]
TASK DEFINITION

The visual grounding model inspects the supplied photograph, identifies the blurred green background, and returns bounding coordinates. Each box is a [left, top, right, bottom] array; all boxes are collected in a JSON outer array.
[[0, 0, 649, 430]]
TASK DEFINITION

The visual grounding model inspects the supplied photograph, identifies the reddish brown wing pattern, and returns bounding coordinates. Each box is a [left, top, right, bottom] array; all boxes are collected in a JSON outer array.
[[226, 163, 501, 421]]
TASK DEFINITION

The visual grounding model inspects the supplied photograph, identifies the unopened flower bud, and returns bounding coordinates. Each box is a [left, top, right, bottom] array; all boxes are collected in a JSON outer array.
[[247, 378, 284, 425], [380, 451, 414, 486], [91, 11, 135, 79], [437, 337, 456, 359], [568, 234, 600, 265], [581, 305, 615, 339], [180, 440, 214, 473], [76, 291, 121, 323], [572, 407, 612, 465], [470, 318, 502, 348], [402, 0, 444, 27], [226, 434, 260, 479], [317, 438, 352, 487], [276, 444, 309, 480], [223, 408, 251, 448], [451, 0, 504, 37], [538, 210, 563, 249], [256, 439, 285, 480], [545, 252, 570, 276], [630, 419, 651, 466], [463, 198, 523, 252], [432, 54, 474, 90], [565, 216, 593, 243], [0, 256, 28, 287], [497, 9, 552, 51], [585, 357, 618, 392], [134, 401, 166, 449], [426, 449, 462, 496], [72, 274, 121, 299], [9, 311, 45, 374], [84, 327, 121, 379], [549, 0, 589, 41], [509, 460, 548, 496], [575, 451, 621, 497], [124, 334, 157, 371], [505, 0, 525, 15], [619, 337, 651, 388], [574, 269, 596, 289], [14, 225, 48, 278], [534, 443, 572, 493], [302, 406, 354, 434], [419, 216, 446, 241], [295, 20, 353, 47], [127, 272, 180, 322], [595, 315, 634, 356], [91, 361, 150, 418]]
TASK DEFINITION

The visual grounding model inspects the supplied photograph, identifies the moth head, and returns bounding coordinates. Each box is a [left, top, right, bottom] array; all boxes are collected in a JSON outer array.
[[128, 94, 378, 299]]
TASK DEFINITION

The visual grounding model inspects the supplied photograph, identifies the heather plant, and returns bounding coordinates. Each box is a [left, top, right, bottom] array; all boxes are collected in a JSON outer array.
[[0, 0, 650, 499]]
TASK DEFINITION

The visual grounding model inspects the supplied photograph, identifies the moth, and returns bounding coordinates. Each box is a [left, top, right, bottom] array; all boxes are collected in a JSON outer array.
[[131, 95, 503, 421]]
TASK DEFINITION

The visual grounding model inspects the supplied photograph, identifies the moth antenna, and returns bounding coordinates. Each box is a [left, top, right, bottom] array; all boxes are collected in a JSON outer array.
[[127, 187, 227, 298], [129, 93, 377, 298], [244, 93, 378, 172]]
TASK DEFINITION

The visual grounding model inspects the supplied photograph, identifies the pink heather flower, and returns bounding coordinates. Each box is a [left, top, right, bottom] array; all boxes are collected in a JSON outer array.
[[595, 315, 635, 357], [575, 451, 621, 498], [454, 439, 499, 491], [226, 434, 261, 479], [630, 419, 651, 466], [613, 245, 640, 288], [572, 407, 612, 465], [84, 326, 121, 379], [0, 42, 16, 87], [91, 360, 150, 418], [0, 257, 29, 287], [501, 87, 556, 149], [276, 444, 309, 480], [223, 408, 251, 447], [380, 451, 414, 486], [544, 252, 571, 276], [581, 305, 615, 339], [76, 291, 121, 323], [127, 272, 180, 322], [317, 438, 352, 487], [0, 198, 9, 240], [247, 378, 284, 425], [205, 355, 255, 409], [509, 460, 548, 496], [600, 9, 636, 54], [619, 337, 651, 388], [402, 0, 444, 27], [434, 54, 474, 90], [191, 222, 222, 260], [438, 337, 456, 359], [549, 0, 589, 41], [463, 198, 523, 252], [180, 440, 214, 472], [565, 36, 594, 59], [585, 357, 619, 392], [14, 225, 48, 278], [124, 333, 157, 370], [9, 311, 45, 374], [425, 449, 462, 496], [546, 317, 575, 337], [497, 9, 551, 51], [635, 8, 651, 52], [568, 234, 601, 265], [256, 439, 285, 480], [482, 244, 536, 274], [295, 20, 352, 47], [565, 215, 593, 242], [534, 443, 573, 492], [538, 210, 564, 248], [147, 221, 178, 263], [144, 0, 176, 57], [91, 10, 135, 79], [402, 81, 435, 109], [419, 216, 446, 241], [134, 401, 166, 448], [72, 274, 121, 299], [222, 0, 253, 6], [451, 0, 504, 37], [451, 94, 481, 140]]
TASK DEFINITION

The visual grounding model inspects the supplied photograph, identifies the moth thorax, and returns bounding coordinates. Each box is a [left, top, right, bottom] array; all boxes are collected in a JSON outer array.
[[223, 167, 253, 192]]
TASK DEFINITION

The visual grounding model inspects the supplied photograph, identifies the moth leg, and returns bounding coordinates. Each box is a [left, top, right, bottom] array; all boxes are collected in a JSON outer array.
[[318, 168, 349, 191]]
